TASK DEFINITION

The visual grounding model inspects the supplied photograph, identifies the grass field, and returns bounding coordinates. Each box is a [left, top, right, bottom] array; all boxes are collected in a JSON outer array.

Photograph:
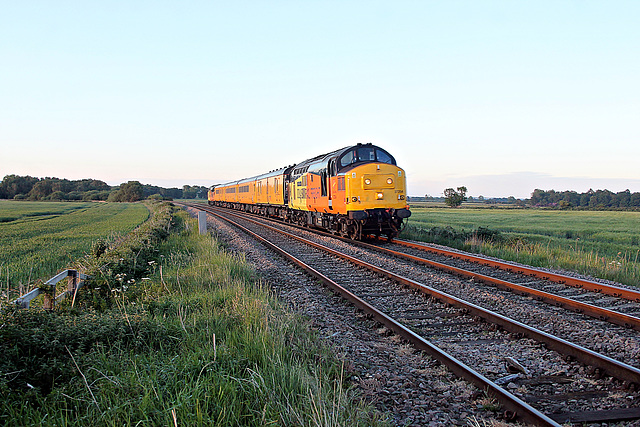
[[402, 207, 640, 287], [0, 201, 150, 299]]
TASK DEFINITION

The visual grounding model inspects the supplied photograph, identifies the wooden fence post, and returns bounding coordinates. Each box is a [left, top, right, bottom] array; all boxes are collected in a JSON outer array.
[[43, 284, 55, 310]]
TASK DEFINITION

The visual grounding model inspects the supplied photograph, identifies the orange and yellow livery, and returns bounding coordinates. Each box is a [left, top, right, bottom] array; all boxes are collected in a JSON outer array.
[[208, 143, 410, 240]]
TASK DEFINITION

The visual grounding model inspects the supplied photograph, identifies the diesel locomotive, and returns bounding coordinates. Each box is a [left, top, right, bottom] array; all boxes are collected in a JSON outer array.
[[208, 143, 411, 240]]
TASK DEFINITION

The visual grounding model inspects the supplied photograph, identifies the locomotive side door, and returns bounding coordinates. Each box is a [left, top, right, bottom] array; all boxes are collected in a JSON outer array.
[[327, 159, 336, 209]]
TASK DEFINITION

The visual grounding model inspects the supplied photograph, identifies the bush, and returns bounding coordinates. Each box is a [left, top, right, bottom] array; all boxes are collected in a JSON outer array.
[[46, 191, 67, 201], [0, 307, 182, 396], [75, 202, 178, 310]]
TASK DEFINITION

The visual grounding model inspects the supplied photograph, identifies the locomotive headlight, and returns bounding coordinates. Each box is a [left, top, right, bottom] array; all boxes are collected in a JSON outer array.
[[376, 192, 384, 200], [386, 178, 393, 185], [352, 197, 358, 202], [364, 178, 372, 185]]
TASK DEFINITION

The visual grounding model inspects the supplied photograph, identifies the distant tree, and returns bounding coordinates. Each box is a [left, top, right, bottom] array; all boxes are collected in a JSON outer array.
[[614, 190, 631, 208], [182, 185, 208, 199], [28, 180, 54, 200], [530, 189, 545, 206], [47, 191, 67, 201], [443, 186, 467, 207], [83, 190, 110, 201], [0, 175, 39, 199], [142, 184, 182, 200], [109, 181, 144, 202], [74, 179, 110, 192], [558, 200, 572, 209], [67, 191, 84, 201]]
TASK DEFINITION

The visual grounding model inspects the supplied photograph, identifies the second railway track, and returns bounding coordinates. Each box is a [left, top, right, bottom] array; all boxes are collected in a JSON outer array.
[[182, 203, 640, 426]]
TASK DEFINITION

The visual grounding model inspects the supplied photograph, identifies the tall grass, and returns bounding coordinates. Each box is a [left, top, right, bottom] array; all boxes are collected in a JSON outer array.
[[0, 207, 384, 426], [402, 207, 640, 287], [0, 201, 149, 301]]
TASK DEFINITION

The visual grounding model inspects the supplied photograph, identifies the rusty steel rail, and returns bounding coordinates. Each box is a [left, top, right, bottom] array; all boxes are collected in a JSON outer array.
[[340, 239, 640, 332], [198, 205, 561, 427], [395, 238, 640, 302]]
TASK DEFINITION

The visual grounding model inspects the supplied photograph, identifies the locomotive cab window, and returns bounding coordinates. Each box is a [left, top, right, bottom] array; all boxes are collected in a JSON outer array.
[[376, 148, 395, 164], [357, 146, 376, 162], [340, 150, 355, 168], [338, 146, 396, 171]]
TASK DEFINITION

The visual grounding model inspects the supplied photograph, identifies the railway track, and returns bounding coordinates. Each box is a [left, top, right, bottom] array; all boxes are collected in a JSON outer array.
[[181, 203, 640, 425], [376, 238, 640, 330]]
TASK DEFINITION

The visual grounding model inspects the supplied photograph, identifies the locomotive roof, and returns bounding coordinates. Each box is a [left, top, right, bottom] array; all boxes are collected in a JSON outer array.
[[295, 143, 380, 168], [212, 165, 293, 188], [211, 143, 394, 187]]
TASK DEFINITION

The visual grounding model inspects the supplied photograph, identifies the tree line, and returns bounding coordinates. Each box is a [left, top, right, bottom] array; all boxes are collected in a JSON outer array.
[[415, 187, 640, 210], [530, 188, 640, 209], [0, 175, 208, 202]]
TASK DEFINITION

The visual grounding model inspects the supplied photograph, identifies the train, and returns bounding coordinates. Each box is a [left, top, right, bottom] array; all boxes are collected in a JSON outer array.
[[208, 143, 411, 240]]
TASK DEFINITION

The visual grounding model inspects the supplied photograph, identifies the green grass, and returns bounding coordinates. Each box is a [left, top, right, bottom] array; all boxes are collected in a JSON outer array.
[[0, 206, 384, 426], [402, 207, 640, 287], [0, 201, 150, 300], [0, 201, 92, 223]]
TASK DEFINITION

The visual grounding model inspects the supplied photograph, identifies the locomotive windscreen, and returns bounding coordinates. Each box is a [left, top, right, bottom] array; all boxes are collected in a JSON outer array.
[[339, 146, 396, 170]]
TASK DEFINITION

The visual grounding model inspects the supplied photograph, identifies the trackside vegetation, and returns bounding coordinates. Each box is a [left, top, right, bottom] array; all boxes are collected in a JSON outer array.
[[0, 201, 150, 301], [0, 203, 384, 426], [401, 207, 640, 288]]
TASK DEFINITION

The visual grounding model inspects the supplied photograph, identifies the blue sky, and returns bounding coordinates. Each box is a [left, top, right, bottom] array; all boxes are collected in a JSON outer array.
[[1, 1, 638, 198]]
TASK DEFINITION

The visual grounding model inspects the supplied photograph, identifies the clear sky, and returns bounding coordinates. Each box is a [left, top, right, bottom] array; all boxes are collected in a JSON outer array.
[[1, 1, 638, 198]]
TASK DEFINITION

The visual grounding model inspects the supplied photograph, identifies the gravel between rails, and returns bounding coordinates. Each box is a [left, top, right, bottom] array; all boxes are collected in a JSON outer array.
[[185, 207, 511, 426]]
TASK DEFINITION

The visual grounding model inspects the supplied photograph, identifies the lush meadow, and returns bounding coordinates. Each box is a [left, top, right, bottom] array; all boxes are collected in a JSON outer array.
[[402, 207, 640, 287], [1, 204, 382, 426], [0, 201, 150, 300]]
